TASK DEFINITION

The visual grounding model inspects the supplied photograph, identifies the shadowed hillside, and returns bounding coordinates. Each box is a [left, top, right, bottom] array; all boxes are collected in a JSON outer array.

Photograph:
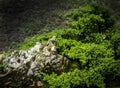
[[0, 0, 84, 52], [0, 0, 120, 53]]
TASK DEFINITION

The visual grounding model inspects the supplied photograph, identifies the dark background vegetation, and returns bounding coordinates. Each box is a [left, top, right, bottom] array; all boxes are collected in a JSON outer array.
[[0, 0, 83, 52], [0, 0, 120, 53]]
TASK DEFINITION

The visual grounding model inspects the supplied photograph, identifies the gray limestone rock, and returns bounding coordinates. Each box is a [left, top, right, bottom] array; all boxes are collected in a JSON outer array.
[[2, 36, 69, 78]]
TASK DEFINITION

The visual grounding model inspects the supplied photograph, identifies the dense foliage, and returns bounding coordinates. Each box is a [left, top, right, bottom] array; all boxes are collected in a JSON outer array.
[[2, 2, 120, 88], [41, 3, 120, 88]]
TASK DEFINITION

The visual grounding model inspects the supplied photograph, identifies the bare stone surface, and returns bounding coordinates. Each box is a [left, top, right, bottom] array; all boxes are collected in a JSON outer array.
[[2, 36, 69, 78]]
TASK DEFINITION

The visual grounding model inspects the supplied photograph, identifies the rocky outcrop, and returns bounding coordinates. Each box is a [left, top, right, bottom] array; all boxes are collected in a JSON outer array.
[[2, 36, 69, 78]]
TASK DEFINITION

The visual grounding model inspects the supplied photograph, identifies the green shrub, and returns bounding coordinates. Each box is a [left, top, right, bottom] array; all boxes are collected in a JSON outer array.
[[61, 29, 82, 40], [111, 28, 120, 59], [82, 33, 111, 44], [43, 69, 105, 88], [43, 59, 120, 88], [56, 38, 82, 56], [67, 43, 114, 68], [71, 14, 105, 32], [66, 3, 114, 33]]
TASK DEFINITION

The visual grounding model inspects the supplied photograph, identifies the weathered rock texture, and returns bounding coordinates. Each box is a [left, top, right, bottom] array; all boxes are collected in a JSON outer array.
[[2, 36, 69, 78]]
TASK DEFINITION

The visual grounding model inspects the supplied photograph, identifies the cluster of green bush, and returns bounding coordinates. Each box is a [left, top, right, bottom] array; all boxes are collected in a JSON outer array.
[[5, 2, 120, 88], [41, 3, 120, 88]]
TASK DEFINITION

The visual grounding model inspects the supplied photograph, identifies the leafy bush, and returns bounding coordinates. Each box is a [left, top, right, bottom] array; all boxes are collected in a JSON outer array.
[[61, 29, 82, 40], [56, 38, 81, 56], [71, 14, 105, 32], [67, 43, 114, 68], [41, 3, 119, 88], [66, 2, 114, 33], [43, 69, 105, 88], [43, 59, 120, 88], [111, 28, 120, 59]]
